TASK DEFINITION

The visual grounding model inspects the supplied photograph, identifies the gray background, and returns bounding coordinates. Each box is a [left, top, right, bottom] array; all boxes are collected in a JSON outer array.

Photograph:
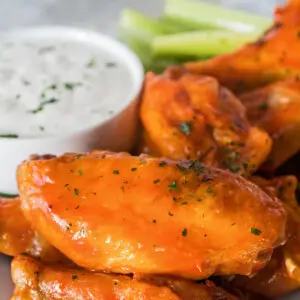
[[0, 0, 292, 300], [1, 0, 285, 36]]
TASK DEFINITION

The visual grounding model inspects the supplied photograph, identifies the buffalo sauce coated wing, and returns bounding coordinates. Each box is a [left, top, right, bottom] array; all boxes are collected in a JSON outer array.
[[0, 197, 66, 263], [139, 69, 271, 176], [17, 151, 287, 279], [185, 0, 300, 93], [241, 79, 300, 171], [233, 176, 300, 298], [10, 255, 241, 300]]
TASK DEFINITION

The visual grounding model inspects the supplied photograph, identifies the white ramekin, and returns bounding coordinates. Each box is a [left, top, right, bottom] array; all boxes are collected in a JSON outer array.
[[0, 26, 144, 194]]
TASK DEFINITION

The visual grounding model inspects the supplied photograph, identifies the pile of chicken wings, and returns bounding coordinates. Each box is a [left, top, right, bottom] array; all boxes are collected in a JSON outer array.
[[2, 0, 300, 299]]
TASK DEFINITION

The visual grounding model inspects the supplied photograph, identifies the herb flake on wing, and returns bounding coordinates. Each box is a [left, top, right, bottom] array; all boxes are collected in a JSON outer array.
[[251, 227, 262, 236], [179, 121, 192, 135], [29, 98, 59, 114]]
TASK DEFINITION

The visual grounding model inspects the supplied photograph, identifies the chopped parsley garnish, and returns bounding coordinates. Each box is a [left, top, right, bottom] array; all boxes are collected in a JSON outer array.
[[180, 201, 188, 206], [242, 163, 249, 170], [251, 227, 262, 236], [87, 58, 96, 68], [182, 177, 188, 184], [38, 46, 55, 54], [106, 62, 117, 68], [121, 186, 125, 191], [131, 168, 137, 172], [78, 169, 83, 176], [189, 160, 205, 174], [0, 134, 18, 138], [179, 121, 192, 135], [228, 165, 240, 173], [23, 80, 31, 85], [152, 219, 157, 223], [74, 188, 79, 196], [113, 170, 119, 175], [182, 228, 188, 237], [169, 180, 179, 191], [64, 82, 81, 90], [176, 164, 187, 173], [153, 179, 160, 184], [206, 187, 214, 194], [257, 102, 268, 110], [29, 98, 59, 114], [159, 161, 167, 167], [72, 275, 78, 280]]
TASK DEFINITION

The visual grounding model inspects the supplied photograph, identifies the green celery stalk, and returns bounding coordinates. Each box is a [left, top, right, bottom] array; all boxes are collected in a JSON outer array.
[[164, 0, 272, 33], [120, 9, 178, 42], [120, 28, 191, 73], [153, 30, 259, 58], [158, 15, 219, 31]]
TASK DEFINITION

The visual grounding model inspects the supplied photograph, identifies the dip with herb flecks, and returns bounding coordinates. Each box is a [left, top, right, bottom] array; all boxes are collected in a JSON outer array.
[[0, 38, 134, 138]]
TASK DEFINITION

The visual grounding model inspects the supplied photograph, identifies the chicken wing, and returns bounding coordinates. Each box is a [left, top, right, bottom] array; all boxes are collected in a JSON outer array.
[[232, 176, 300, 298], [0, 196, 67, 263], [11, 255, 241, 300], [185, 0, 300, 93], [240, 79, 300, 171], [139, 68, 272, 175], [17, 151, 287, 279]]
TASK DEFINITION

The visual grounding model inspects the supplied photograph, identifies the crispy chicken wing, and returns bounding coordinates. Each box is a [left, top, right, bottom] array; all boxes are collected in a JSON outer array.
[[185, 0, 300, 93], [0, 196, 67, 263], [11, 255, 240, 300], [17, 151, 287, 279], [241, 79, 300, 171], [233, 176, 300, 298], [139, 69, 272, 175]]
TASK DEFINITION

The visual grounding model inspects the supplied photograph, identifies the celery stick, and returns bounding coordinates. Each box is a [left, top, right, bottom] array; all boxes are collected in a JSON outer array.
[[153, 30, 259, 58], [164, 0, 272, 33], [120, 9, 178, 42], [159, 15, 220, 31], [119, 27, 152, 67]]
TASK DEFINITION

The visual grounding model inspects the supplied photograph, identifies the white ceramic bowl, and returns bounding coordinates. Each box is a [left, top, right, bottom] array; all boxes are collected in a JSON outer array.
[[0, 26, 144, 194]]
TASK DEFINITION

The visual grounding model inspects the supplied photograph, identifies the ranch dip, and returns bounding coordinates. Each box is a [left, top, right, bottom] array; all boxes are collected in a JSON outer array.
[[0, 35, 134, 138]]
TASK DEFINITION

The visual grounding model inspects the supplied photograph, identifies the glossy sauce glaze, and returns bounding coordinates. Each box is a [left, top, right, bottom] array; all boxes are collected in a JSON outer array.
[[0, 38, 134, 138]]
